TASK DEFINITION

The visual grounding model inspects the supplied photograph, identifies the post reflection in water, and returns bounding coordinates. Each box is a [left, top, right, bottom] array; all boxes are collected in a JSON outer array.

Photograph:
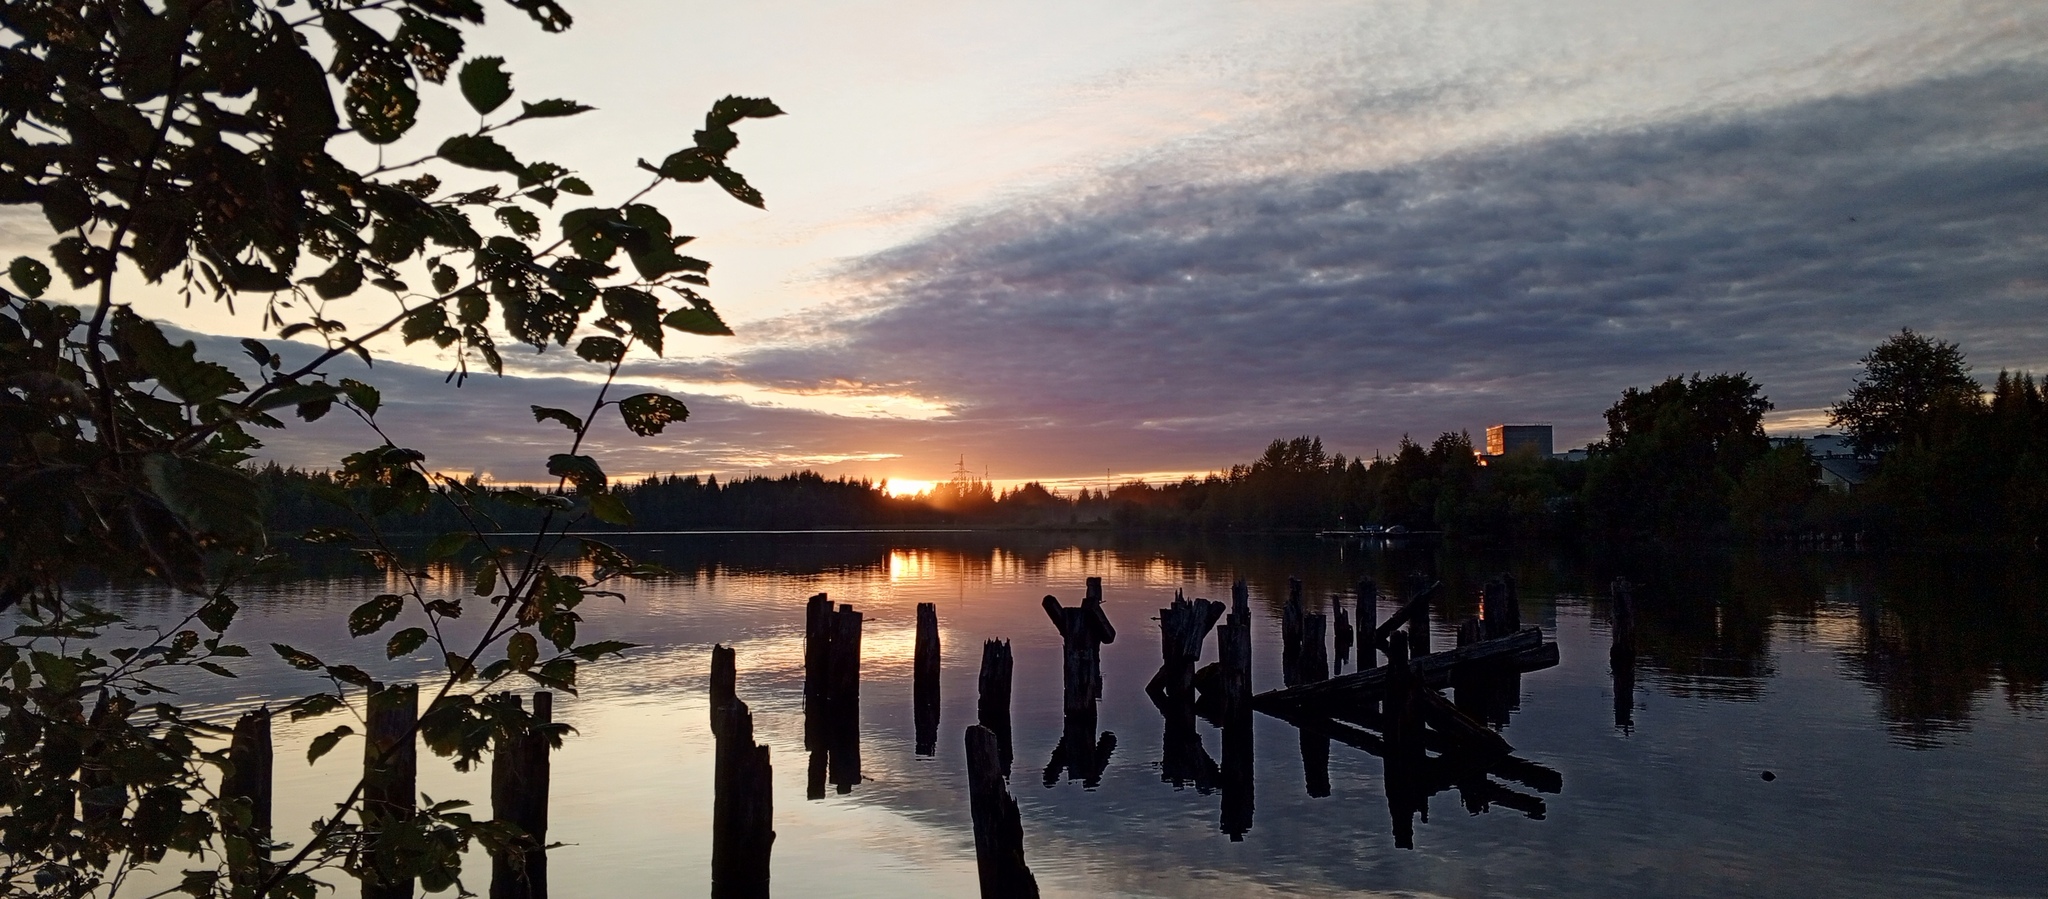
[[81, 532, 2048, 898]]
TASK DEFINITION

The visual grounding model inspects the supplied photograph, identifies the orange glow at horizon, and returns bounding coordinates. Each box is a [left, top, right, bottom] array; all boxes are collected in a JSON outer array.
[[883, 478, 936, 497]]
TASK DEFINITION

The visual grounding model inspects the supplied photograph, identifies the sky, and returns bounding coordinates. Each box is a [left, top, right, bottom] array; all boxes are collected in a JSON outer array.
[[10, 0, 2048, 490]]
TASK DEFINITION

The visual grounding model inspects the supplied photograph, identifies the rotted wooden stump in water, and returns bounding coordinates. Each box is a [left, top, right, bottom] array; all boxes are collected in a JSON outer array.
[[1209, 580, 1255, 723], [966, 724, 1039, 899], [979, 639, 1016, 771], [1147, 589, 1224, 707], [362, 683, 418, 899], [1042, 577, 1116, 715], [1281, 578, 1304, 686], [915, 602, 942, 756], [490, 692, 553, 899], [803, 593, 864, 795], [222, 707, 272, 890], [711, 649, 775, 899]]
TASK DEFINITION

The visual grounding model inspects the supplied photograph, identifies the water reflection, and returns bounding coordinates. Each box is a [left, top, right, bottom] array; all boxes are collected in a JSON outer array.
[[53, 534, 2048, 898]]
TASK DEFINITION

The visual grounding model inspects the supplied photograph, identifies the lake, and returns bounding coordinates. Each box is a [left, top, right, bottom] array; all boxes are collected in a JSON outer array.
[[78, 532, 2048, 897]]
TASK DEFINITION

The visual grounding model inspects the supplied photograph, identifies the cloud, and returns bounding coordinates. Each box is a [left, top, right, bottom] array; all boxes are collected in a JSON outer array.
[[193, 64, 2048, 485], [679, 64, 2048, 472]]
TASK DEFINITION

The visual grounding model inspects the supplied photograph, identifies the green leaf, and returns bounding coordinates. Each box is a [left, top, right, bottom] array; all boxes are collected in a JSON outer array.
[[571, 640, 638, 661], [402, 304, 449, 344], [559, 207, 624, 262], [507, 632, 538, 671], [558, 177, 593, 195], [387, 628, 430, 659], [589, 491, 633, 526], [325, 664, 375, 687], [348, 594, 405, 637], [617, 393, 689, 436], [8, 256, 50, 298], [197, 596, 238, 633], [345, 60, 420, 144], [496, 205, 540, 238], [663, 305, 733, 336], [439, 134, 523, 174], [433, 263, 460, 294], [286, 693, 343, 721], [458, 56, 512, 115], [142, 454, 266, 547], [340, 378, 381, 416], [425, 531, 471, 559], [600, 286, 663, 353], [708, 95, 786, 127], [531, 406, 583, 431], [308, 725, 354, 764], [310, 258, 365, 299], [547, 454, 606, 494], [519, 99, 593, 119], [575, 336, 627, 364], [272, 644, 324, 671], [198, 661, 238, 678]]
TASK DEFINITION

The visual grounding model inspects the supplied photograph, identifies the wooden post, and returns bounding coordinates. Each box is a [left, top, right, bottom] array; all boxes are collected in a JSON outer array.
[[828, 604, 863, 793], [223, 707, 272, 889], [1408, 593, 1432, 659], [1215, 580, 1253, 722], [1610, 577, 1636, 663], [710, 644, 736, 737], [1281, 578, 1304, 686], [966, 724, 1039, 899], [1332, 601, 1353, 669], [1300, 614, 1329, 684], [803, 592, 832, 751], [362, 683, 418, 899], [491, 692, 552, 899], [1357, 578, 1378, 669], [979, 640, 1015, 771], [915, 603, 941, 757], [712, 697, 775, 899], [1043, 578, 1115, 715], [1150, 590, 1224, 705]]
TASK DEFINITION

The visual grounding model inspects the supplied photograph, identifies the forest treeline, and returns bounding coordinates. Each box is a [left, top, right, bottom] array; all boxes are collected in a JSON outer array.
[[262, 331, 2048, 548]]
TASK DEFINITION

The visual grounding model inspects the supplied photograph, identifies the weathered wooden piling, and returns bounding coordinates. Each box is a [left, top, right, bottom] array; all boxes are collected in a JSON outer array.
[[1281, 578, 1304, 686], [1408, 596, 1432, 659], [491, 692, 552, 899], [1333, 601, 1353, 669], [1159, 697, 1219, 791], [1300, 614, 1329, 684], [223, 707, 272, 888], [1149, 590, 1225, 705], [1042, 577, 1115, 715], [979, 639, 1015, 770], [1300, 727, 1331, 799], [1204, 585, 1253, 724], [1610, 577, 1636, 663], [362, 683, 418, 899], [915, 603, 941, 757], [710, 644, 737, 737], [966, 724, 1039, 899], [712, 696, 775, 899], [801, 596, 865, 793], [1357, 578, 1378, 669]]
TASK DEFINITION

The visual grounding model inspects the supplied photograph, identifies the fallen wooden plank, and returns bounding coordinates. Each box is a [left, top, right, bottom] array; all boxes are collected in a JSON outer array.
[[1253, 627, 1548, 712]]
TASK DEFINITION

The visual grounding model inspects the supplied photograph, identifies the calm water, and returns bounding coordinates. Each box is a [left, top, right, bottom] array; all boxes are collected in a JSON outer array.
[[79, 532, 2048, 897]]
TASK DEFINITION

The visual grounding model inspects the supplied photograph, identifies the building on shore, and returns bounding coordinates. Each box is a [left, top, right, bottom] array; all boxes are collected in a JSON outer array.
[[1484, 424, 1555, 460]]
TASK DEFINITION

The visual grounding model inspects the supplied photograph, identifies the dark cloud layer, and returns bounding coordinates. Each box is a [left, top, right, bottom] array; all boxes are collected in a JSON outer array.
[[704, 65, 2048, 476], [246, 66, 2048, 483]]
